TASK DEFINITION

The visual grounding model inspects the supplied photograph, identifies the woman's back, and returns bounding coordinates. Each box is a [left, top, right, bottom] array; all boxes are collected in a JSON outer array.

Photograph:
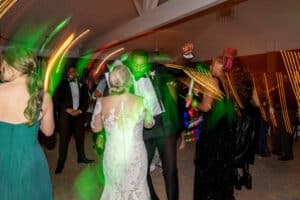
[[97, 94, 151, 200], [0, 85, 53, 200], [0, 46, 54, 200], [100, 94, 146, 141], [0, 78, 30, 123]]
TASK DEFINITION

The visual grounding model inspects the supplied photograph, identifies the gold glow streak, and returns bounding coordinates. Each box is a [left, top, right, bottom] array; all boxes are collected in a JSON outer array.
[[289, 52, 300, 97], [263, 73, 277, 127], [276, 72, 292, 133], [251, 76, 267, 121], [296, 52, 300, 71], [56, 29, 90, 73], [177, 77, 211, 96], [94, 48, 125, 75], [87, 40, 119, 70], [225, 72, 243, 108], [44, 34, 75, 91], [0, 0, 17, 19], [165, 63, 224, 99], [287, 52, 300, 91], [0, 0, 15, 10], [281, 51, 300, 107], [281, 51, 298, 105]]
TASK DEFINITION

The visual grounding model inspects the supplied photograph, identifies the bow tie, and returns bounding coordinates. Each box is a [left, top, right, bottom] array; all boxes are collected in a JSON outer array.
[[69, 79, 77, 83]]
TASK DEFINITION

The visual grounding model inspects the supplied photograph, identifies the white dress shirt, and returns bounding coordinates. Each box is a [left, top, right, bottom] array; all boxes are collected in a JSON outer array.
[[69, 81, 80, 110], [134, 76, 164, 117]]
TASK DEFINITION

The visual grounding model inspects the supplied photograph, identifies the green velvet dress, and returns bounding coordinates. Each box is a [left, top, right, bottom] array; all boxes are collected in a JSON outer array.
[[0, 121, 53, 200]]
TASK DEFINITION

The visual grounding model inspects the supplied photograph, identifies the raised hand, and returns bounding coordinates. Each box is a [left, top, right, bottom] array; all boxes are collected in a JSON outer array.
[[182, 42, 194, 55]]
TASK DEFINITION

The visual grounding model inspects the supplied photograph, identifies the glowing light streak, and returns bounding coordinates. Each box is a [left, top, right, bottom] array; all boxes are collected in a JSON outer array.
[[251, 76, 267, 121], [263, 73, 277, 127], [280, 51, 300, 107], [87, 40, 119, 71], [225, 72, 243, 109], [166, 63, 224, 99], [185, 79, 194, 108], [56, 29, 90, 73], [44, 34, 74, 92], [287, 52, 300, 90], [276, 72, 292, 134], [296, 52, 300, 71], [0, 0, 17, 19], [40, 17, 71, 53], [93, 48, 125, 77]]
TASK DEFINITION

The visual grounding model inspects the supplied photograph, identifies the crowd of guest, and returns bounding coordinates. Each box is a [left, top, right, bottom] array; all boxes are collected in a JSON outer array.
[[0, 44, 299, 200]]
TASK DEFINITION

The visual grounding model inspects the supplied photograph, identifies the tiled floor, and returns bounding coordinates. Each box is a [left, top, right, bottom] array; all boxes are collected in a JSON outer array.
[[44, 132, 300, 200]]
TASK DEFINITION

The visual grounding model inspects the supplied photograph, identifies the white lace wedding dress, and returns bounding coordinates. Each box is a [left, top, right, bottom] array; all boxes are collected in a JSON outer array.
[[92, 99, 150, 200]]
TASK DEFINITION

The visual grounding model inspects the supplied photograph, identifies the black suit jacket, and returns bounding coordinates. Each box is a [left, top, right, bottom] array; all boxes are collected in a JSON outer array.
[[143, 63, 183, 139], [53, 79, 89, 115]]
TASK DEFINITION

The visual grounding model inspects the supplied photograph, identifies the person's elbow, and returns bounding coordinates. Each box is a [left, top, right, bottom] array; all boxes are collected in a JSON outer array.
[[201, 106, 211, 112], [197, 103, 211, 112], [91, 127, 103, 133], [40, 124, 55, 137]]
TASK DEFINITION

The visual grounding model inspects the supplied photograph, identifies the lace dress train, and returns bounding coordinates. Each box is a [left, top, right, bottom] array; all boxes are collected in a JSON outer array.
[[92, 99, 150, 200]]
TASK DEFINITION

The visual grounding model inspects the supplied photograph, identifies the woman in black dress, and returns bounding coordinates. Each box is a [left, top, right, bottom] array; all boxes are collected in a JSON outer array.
[[231, 66, 260, 190], [193, 56, 236, 200]]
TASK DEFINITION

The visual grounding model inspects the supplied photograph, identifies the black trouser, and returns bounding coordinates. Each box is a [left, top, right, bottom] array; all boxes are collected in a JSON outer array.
[[144, 118, 178, 200], [272, 111, 294, 157], [57, 114, 86, 168]]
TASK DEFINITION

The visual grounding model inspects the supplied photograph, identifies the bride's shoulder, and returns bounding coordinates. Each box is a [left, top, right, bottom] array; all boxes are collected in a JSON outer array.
[[129, 94, 144, 102]]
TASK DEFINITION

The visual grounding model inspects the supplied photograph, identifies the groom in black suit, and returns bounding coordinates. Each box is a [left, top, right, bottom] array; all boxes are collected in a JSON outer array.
[[53, 66, 94, 174], [126, 50, 181, 200]]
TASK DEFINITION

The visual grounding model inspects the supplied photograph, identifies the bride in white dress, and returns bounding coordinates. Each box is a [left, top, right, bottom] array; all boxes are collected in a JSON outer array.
[[91, 65, 154, 200]]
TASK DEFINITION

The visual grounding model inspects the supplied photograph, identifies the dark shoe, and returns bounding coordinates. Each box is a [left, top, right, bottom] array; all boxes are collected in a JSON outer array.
[[55, 166, 63, 174], [78, 157, 94, 164], [272, 151, 281, 156], [278, 155, 293, 161], [242, 173, 252, 190], [258, 152, 271, 157], [235, 175, 242, 190]]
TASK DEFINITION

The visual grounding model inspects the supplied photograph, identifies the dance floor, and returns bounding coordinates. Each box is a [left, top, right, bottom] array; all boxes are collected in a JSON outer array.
[[43, 132, 300, 200]]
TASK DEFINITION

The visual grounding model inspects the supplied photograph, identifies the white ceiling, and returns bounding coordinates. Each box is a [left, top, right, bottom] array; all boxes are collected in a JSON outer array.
[[0, 0, 300, 61]]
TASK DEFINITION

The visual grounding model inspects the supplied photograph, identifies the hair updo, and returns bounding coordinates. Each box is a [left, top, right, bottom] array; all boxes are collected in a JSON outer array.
[[109, 65, 133, 94]]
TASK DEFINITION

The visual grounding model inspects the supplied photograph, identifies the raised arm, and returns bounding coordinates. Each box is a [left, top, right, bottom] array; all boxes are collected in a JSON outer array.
[[196, 78, 218, 112]]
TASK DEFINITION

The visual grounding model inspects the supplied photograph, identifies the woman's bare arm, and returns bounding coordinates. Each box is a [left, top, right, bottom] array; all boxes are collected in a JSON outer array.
[[40, 92, 55, 136]]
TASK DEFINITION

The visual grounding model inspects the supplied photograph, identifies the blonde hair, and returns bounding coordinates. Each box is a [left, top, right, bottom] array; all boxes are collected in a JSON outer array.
[[2, 46, 43, 126], [109, 65, 133, 94]]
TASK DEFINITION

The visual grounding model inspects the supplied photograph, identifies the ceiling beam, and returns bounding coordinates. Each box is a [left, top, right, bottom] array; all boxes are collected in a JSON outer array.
[[132, 0, 144, 16], [143, 0, 159, 12], [132, 0, 160, 16], [95, 0, 226, 48]]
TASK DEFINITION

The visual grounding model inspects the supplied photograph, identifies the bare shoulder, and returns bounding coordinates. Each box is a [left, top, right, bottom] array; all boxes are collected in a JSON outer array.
[[128, 94, 144, 104], [100, 96, 111, 104]]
